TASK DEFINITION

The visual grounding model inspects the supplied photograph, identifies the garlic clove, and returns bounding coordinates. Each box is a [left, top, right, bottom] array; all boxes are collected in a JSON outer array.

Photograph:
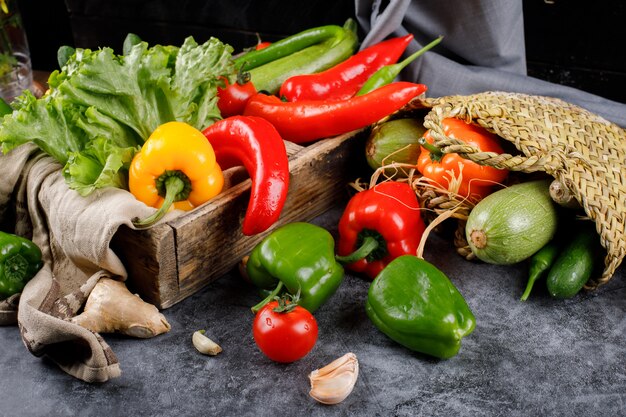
[[309, 352, 359, 405], [192, 330, 222, 356]]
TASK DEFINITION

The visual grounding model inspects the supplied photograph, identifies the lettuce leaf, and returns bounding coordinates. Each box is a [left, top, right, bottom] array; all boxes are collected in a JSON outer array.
[[63, 137, 137, 196], [0, 36, 234, 194]]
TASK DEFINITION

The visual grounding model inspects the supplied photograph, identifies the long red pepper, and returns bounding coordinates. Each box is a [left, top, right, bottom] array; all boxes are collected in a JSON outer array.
[[335, 181, 426, 279], [202, 116, 290, 235], [279, 34, 414, 102], [243, 82, 427, 144]]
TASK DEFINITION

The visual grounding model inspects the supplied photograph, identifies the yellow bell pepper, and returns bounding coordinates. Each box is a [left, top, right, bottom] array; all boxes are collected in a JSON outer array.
[[129, 121, 224, 228]]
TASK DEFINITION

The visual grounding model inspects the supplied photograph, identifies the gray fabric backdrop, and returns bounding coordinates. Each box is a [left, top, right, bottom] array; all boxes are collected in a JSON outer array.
[[355, 0, 626, 127]]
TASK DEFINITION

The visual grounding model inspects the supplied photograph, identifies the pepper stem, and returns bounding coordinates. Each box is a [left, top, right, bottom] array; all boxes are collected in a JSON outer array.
[[133, 175, 186, 229], [335, 236, 379, 264], [419, 137, 443, 161], [251, 281, 284, 314], [395, 35, 443, 71], [5, 254, 28, 282], [357, 35, 443, 95]]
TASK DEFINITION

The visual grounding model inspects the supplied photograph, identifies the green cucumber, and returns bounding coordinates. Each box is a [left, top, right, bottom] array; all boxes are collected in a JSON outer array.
[[248, 20, 358, 94], [465, 179, 559, 265], [365, 118, 425, 174], [546, 223, 599, 299]]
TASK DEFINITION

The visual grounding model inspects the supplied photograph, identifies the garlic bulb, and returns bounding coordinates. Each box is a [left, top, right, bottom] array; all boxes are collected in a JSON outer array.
[[309, 352, 359, 404]]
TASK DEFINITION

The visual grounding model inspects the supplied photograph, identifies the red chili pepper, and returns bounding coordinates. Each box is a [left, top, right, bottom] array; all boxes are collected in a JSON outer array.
[[417, 118, 509, 202], [243, 82, 427, 144], [279, 34, 414, 102], [202, 116, 290, 235], [217, 72, 258, 118], [255, 41, 272, 50], [336, 181, 426, 279]]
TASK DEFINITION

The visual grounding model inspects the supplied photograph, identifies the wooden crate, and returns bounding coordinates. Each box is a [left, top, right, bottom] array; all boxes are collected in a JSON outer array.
[[111, 131, 366, 309]]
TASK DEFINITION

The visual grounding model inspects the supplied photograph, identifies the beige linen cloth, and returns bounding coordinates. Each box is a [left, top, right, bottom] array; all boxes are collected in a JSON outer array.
[[0, 144, 165, 383]]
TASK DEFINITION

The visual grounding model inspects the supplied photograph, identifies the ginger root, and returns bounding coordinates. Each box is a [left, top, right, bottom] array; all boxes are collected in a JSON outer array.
[[71, 278, 171, 338]]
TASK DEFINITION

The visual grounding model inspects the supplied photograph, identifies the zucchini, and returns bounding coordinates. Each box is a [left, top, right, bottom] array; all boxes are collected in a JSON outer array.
[[465, 179, 559, 265], [546, 223, 599, 299], [365, 118, 425, 174], [549, 179, 581, 210]]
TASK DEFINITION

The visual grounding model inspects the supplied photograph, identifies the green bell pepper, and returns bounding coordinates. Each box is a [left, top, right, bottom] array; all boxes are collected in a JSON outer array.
[[366, 255, 476, 359], [247, 222, 344, 313], [0, 231, 43, 298]]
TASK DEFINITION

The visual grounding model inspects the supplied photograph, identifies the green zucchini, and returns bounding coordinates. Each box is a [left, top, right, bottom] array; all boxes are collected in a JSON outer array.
[[465, 179, 559, 265], [546, 223, 599, 299], [365, 118, 425, 174]]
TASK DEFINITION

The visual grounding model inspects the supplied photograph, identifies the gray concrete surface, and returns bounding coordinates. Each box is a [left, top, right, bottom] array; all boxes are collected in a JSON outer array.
[[1, 206, 625, 417]]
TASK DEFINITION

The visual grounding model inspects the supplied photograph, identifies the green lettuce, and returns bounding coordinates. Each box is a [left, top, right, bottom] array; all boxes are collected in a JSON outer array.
[[0, 37, 234, 195]]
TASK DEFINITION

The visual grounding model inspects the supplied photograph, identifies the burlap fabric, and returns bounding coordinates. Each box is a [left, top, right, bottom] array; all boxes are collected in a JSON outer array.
[[401, 92, 626, 288], [0, 144, 171, 382]]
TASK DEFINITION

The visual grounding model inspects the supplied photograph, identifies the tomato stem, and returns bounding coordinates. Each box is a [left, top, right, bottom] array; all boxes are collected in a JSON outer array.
[[251, 281, 284, 314]]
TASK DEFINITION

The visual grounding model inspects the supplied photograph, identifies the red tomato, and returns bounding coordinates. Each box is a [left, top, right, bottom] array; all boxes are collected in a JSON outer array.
[[217, 78, 258, 118], [252, 301, 318, 363]]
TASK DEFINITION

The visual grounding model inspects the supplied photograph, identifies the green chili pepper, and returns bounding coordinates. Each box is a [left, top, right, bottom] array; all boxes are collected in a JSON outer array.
[[247, 19, 358, 94], [357, 35, 443, 96], [234, 23, 347, 71], [246, 222, 344, 313], [520, 240, 561, 301], [366, 255, 475, 359], [0, 231, 43, 298]]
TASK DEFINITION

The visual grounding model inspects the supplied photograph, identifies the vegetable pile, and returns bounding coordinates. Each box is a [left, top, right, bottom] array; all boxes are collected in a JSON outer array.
[[0, 36, 234, 195], [0, 17, 608, 403], [365, 114, 605, 304], [0, 20, 439, 236]]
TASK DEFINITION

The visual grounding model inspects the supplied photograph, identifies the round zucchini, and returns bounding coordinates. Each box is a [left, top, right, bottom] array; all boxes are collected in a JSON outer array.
[[465, 179, 559, 265], [365, 118, 425, 174]]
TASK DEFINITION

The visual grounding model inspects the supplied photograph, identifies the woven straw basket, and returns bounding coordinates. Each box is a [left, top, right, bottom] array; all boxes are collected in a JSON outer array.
[[398, 91, 626, 289]]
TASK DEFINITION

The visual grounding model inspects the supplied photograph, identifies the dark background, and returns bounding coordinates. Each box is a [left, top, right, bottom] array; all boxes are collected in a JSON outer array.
[[18, 0, 626, 104]]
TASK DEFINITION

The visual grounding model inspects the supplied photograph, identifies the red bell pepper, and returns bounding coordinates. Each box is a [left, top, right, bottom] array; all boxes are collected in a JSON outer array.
[[243, 82, 427, 144], [279, 34, 414, 102], [202, 116, 290, 235], [336, 181, 426, 279], [417, 118, 509, 202]]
